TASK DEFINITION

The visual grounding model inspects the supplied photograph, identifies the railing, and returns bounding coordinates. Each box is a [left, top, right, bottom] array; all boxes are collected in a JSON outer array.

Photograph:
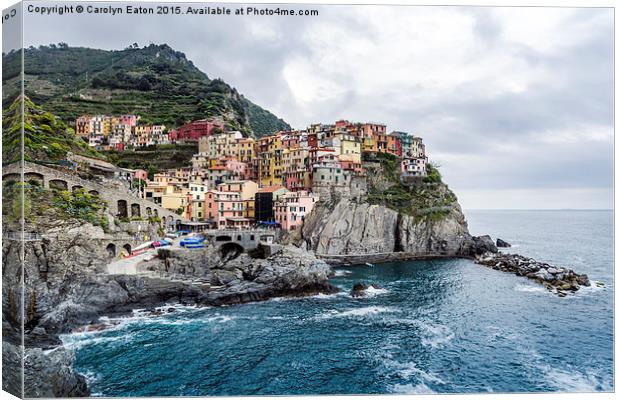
[[3, 231, 42, 241]]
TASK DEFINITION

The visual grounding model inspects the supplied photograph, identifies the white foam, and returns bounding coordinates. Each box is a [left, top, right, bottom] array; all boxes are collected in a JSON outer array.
[[514, 283, 547, 293], [544, 366, 612, 392], [332, 269, 353, 277], [317, 306, 398, 320], [417, 322, 455, 348], [383, 359, 445, 384], [390, 383, 436, 394], [60, 331, 136, 351], [360, 286, 389, 298]]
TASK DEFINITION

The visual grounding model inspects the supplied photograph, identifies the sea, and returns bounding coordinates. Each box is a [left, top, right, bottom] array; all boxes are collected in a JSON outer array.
[[61, 210, 614, 396]]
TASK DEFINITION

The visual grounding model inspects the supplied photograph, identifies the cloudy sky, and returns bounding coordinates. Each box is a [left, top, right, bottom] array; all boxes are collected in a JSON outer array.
[[13, 2, 615, 209]]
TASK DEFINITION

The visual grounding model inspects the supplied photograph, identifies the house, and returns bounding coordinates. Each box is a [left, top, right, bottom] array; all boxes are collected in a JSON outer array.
[[173, 118, 225, 142], [254, 186, 289, 223], [204, 190, 251, 229], [274, 191, 320, 230]]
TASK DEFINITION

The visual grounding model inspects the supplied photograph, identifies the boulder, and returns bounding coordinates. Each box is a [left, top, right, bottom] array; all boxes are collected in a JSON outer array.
[[471, 235, 498, 255], [350, 283, 382, 298], [496, 238, 511, 248]]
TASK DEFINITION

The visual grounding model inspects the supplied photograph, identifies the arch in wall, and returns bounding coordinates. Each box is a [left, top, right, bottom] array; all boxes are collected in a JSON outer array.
[[105, 243, 117, 258], [49, 179, 68, 191], [122, 243, 132, 256], [72, 185, 84, 193], [146, 207, 152, 217], [117, 200, 128, 218], [131, 203, 141, 218], [2, 173, 21, 185], [89, 190, 100, 196], [219, 242, 244, 260], [24, 172, 44, 186]]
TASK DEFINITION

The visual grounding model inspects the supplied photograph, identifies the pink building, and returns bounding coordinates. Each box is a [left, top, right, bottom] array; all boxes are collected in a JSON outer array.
[[174, 119, 225, 142], [134, 169, 148, 181], [274, 191, 320, 230], [204, 190, 251, 229]]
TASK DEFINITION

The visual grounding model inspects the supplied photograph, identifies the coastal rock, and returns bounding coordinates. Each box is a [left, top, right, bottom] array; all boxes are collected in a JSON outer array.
[[2, 342, 90, 398], [301, 200, 400, 256], [474, 252, 591, 296], [496, 238, 511, 248], [470, 235, 498, 255], [350, 283, 383, 297], [301, 198, 474, 262]]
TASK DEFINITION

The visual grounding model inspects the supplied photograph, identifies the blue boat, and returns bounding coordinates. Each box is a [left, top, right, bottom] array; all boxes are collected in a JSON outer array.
[[184, 243, 205, 249]]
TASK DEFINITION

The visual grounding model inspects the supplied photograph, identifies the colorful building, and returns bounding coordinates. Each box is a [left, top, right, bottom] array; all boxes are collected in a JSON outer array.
[[274, 191, 320, 230]]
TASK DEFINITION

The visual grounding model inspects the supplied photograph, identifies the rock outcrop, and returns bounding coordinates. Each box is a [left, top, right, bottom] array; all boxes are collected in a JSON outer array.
[[300, 198, 474, 263], [474, 252, 592, 296], [496, 238, 511, 248], [350, 283, 383, 298]]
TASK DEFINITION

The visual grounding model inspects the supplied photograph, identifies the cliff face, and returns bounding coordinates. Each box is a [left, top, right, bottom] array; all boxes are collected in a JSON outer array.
[[301, 199, 472, 259], [300, 188, 473, 263]]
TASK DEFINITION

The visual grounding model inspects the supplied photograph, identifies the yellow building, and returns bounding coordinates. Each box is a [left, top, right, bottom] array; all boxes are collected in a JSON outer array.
[[217, 180, 259, 201], [335, 133, 362, 163]]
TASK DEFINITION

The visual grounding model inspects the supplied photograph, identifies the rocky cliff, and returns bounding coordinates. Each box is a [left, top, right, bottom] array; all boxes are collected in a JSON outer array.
[[300, 158, 476, 264], [301, 196, 473, 263]]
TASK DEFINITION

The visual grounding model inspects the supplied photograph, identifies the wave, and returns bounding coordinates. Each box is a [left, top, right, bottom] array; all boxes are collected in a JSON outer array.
[[417, 322, 455, 349], [60, 331, 137, 351], [389, 383, 436, 394], [316, 306, 398, 320], [332, 269, 353, 277], [522, 348, 613, 392], [514, 283, 548, 294], [360, 286, 389, 298], [544, 366, 613, 392]]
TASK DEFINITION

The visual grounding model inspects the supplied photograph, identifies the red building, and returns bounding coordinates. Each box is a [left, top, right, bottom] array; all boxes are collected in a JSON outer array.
[[172, 119, 225, 142]]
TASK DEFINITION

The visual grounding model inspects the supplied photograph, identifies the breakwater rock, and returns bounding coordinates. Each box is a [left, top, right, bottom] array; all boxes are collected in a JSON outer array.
[[474, 252, 591, 296]]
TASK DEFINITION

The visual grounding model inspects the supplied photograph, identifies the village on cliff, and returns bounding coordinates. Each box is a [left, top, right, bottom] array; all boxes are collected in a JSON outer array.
[[75, 115, 429, 231]]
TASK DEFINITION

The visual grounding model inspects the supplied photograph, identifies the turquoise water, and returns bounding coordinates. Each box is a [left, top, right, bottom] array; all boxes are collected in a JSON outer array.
[[64, 210, 613, 396]]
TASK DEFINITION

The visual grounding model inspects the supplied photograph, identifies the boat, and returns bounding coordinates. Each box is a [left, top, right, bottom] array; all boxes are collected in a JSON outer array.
[[180, 236, 206, 247], [184, 243, 205, 249], [365, 262, 374, 267]]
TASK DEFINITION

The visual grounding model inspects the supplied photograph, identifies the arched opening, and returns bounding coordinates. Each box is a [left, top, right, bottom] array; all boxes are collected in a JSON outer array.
[[89, 190, 99, 196], [24, 172, 44, 187], [131, 203, 141, 218], [117, 200, 128, 218], [2, 173, 21, 185], [122, 244, 132, 256], [49, 179, 68, 191], [219, 242, 244, 261], [153, 209, 159, 217], [106, 243, 117, 258], [146, 207, 152, 217], [72, 185, 84, 193]]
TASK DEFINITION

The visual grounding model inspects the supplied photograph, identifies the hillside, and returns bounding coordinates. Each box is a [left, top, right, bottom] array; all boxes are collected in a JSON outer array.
[[2, 44, 291, 136], [2, 96, 102, 164], [105, 144, 198, 176]]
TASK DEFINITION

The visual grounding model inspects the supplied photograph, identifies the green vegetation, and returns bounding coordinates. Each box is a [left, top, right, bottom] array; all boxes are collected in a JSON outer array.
[[365, 154, 457, 220], [424, 162, 442, 183], [2, 182, 108, 230], [52, 188, 109, 230], [2, 96, 103, 163], [105, 143, 197, 171], [3, 44, 291, 136]]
